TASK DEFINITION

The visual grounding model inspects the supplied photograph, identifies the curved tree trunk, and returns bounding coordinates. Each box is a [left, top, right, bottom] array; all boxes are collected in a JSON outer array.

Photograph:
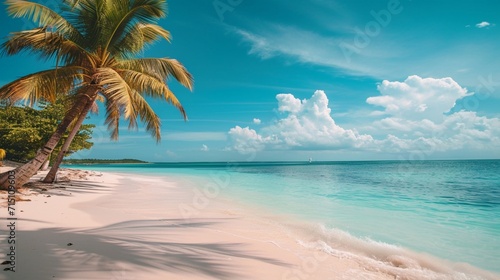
[[0, 88, 97, 190], [42, 96, 96, 183]]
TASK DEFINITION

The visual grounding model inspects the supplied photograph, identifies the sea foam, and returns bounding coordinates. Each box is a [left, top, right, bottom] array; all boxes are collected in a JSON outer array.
[[287, 222, 500, 280]]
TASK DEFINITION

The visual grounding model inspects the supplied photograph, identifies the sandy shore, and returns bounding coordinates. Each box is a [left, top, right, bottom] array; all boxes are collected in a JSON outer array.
[[1, 166, 498, 280], [0, 166, 394, 280]]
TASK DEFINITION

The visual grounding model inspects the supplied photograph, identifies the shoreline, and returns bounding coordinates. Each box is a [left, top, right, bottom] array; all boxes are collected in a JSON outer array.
[[0, 167, 499, 279]]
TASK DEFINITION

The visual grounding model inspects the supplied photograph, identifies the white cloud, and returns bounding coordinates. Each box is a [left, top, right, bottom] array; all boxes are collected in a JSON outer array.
[[228, 90, 373, 153], [253, 118, 261, 125], [236, 30, 276, 59], [201, 144, 209, 152], [367, 75, 470, 122], [269, 90, 373, 149], [373, 111, 500, 153], [228, 126, 277, 154], [366, 76, 500, 153], [233, 23, 500, 91], [227, 76, 500, 156], [476, 21, 491, 28], [276, 93, 304, 113], [234, 26, 390, 78]]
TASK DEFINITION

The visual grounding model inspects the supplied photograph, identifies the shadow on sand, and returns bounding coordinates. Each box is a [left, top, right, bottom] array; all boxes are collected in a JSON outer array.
[[1, 218, 291, 280]]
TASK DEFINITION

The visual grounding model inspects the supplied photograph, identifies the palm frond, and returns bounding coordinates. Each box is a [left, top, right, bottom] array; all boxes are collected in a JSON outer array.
[[137, 23, 171, 42], [104, 99, 120, 140], [130, 90, 162, 141], [70, 0, 107, 50], [112, 23, 171, 57], [5, 0, 84, 42], [120, 69, 186, 119], [0, 66, 84, 105], [96, 67, 136, 120], [131, 0, 167, 19], [64, 0, 82, 9], [89, 94, 105, 114], [118, 58, 193, 90], [104, 0, 167, 53], [2, 28, 89, 64]]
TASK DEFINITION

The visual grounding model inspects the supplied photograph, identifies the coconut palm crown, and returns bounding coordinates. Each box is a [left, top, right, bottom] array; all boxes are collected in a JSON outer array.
[[0, 0, 193, 189]]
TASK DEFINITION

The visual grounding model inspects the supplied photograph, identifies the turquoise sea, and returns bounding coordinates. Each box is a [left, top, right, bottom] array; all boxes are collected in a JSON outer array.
[[67, 160, 500, 278]]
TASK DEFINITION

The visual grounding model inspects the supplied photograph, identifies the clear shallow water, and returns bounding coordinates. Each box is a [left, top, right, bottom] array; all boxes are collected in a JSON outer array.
[[66, 160, 500, 275]]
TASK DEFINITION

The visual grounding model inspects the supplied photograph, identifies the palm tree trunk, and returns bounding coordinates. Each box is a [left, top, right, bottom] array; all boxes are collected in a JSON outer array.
[[42, 96, 96, 183], [0, 88, 97, 190]]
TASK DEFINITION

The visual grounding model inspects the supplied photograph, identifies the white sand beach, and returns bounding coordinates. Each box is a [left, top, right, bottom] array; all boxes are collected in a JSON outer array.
[[0, 165, 394, 280], [1, 165, 499, 280]]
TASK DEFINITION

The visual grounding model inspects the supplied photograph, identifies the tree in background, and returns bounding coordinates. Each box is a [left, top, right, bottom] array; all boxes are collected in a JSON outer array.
[[0, 102, 94, 163], [0, 0, 193, 190]]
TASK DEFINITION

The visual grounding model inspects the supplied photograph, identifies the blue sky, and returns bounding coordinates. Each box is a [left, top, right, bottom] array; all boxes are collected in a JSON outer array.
[[1, 0, 500, 162]]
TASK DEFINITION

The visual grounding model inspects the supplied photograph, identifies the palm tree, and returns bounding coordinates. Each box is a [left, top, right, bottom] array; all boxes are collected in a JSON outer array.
[[42, 97, 100, 183], [0, 149, 6, 166], [0, 0, 193, 190]]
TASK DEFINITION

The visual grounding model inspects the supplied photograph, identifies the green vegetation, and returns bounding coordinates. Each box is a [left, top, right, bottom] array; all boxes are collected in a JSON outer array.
[[63, 159, 148, 164], [0, 0, 193, 189], [0, 102, 94, 163]]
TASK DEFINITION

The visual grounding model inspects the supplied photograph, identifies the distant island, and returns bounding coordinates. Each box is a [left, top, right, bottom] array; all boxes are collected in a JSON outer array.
[[62, 159, 149, 164]]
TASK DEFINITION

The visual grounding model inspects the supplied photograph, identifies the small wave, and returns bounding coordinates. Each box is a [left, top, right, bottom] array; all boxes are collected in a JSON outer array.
[[284, 222, 500, 280]]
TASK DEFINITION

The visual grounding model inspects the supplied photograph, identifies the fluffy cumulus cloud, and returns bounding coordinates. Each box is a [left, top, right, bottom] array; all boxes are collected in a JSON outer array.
[[367, 75, 469, 122], [227, 76, 500, 156], [270, 91, 373, 149], [374, 111, 500, 153], [228, 126, 277, 154], [368, 76, 500, 153], [253, 118, 261, 125], [228, 90, 373, 153]]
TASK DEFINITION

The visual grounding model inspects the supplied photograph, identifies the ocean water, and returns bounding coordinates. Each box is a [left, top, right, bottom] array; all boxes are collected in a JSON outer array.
[[67, 160, 500, 278]]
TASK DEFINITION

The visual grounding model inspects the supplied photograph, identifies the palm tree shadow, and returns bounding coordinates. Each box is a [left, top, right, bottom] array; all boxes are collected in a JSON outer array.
[[5, 218, 291, 280], [24, 180, 113, 197]]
